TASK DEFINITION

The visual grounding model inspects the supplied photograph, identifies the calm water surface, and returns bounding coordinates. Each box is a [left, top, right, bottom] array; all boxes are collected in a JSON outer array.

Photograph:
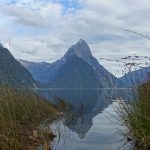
[[36, 89, 133, 150]]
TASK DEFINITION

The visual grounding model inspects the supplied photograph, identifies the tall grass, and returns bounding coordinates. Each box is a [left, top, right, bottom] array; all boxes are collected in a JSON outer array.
[[0, 86, 59, 149], [116, 82, 150, 149], [102, 50, 150, 149]]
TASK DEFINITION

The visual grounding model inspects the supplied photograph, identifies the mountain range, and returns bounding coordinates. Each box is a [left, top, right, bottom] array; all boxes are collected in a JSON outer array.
[[120, 66, 150, 87], [0, 39, 149, 88], [19, 39, 122, 88]]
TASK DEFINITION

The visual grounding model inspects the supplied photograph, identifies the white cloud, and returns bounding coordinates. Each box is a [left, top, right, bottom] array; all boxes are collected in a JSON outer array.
[[0, 0, 150, 76]]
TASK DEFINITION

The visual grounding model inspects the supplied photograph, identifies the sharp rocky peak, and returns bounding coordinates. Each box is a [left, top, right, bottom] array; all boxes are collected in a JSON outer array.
[[76, 39, 88, 45], [65, 39, 93, 59]]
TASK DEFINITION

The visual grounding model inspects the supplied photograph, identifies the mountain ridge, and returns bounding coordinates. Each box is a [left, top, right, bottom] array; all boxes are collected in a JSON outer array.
[[0, 44, 37, 87], [120, 66, 150, 87], [19, 39, 122, 88]]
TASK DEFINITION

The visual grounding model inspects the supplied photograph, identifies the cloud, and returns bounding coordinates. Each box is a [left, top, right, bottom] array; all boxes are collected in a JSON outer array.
[[0, 1, 64, 27], [0, 0, 150, 76]]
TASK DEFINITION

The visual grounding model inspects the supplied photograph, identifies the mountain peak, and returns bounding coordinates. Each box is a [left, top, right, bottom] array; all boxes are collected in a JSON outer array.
[[65, 39, 92, 59], [77, 39, 87, 45]]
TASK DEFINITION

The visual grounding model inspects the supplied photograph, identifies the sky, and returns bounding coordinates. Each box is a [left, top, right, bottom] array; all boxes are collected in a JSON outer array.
[[0, 0, 150, 77]]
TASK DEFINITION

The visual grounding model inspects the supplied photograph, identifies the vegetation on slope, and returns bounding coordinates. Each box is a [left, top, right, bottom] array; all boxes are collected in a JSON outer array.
[[0, 86, 60, 150]]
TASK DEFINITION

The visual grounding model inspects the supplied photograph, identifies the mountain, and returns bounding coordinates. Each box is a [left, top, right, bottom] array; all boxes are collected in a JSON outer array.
[[19, 39, 121, 88], [0, 44, 36, 87], [120, 66, 150, 87], [19, 60, 51, 84]]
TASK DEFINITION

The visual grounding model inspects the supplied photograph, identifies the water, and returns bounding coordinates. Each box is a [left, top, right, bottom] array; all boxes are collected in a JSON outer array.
[[36, 89, 133, 150]]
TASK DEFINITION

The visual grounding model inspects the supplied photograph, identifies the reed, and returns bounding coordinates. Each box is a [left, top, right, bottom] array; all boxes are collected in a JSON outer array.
[[116, 82, 150, 149], [0, 86, 59, 149]]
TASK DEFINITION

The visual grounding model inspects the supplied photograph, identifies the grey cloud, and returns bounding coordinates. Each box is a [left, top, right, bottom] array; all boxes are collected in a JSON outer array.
[[0, 1, 64, 27]]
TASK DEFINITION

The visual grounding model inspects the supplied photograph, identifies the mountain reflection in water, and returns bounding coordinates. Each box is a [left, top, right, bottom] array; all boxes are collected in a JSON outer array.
[[36, 89, 133, 150]]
